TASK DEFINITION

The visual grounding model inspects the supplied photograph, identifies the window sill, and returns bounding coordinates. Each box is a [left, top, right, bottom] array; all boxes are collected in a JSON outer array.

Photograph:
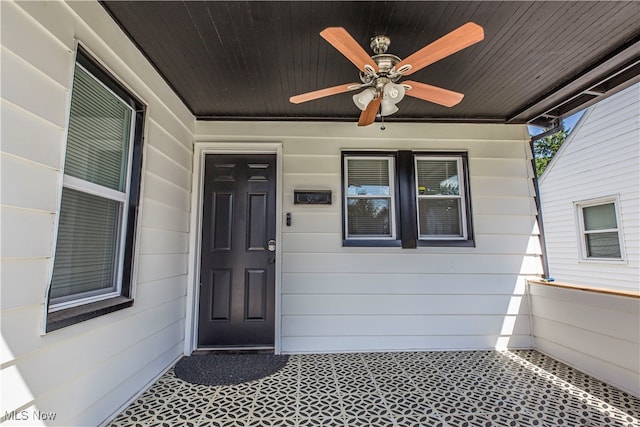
[[417, 240, 475, 248], [46, 296, 134, 332], [343, 239, 402, 247], [342, 239, 475, 248], [578, 258, 627, 265]]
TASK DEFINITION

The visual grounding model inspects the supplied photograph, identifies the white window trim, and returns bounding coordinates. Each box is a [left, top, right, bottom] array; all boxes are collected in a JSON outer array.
[[344, 155, 397, 240], [48, 63, 137, 311], [415, 155, 468, 240], [63, 175, 129, 203], [574, 195, 626, 263]]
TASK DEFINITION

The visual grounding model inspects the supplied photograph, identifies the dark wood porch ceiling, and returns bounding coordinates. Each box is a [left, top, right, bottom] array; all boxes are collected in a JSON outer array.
[[101, 1, 640, 128]]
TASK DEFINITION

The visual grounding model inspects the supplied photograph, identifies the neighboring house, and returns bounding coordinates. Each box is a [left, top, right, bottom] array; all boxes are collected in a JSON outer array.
[[0, 2, 637, 426], [530, 82, 640, 404], [539, 83, 640, 292]]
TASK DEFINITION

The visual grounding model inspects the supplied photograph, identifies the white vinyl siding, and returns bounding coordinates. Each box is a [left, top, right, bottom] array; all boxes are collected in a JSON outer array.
[[197, 121, 542, 354], [529, 283, 639, 396], [533, 84, 640, 396], [1, 1, 194, 426], [539, 83, 639, 291]]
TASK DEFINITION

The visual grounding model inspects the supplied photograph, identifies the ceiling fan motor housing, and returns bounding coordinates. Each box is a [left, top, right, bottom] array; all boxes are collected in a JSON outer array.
[[360, 35, 403, 85], [370, 35, 391, 54], [373, 54, 401, 76]]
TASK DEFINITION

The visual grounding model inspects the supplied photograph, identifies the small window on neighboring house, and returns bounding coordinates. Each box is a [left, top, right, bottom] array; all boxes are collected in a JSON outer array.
[[46, 47, 144, 331], [342, 151, 473, 247], [344, 155, 396, 240], [576, 198, 624, 260]]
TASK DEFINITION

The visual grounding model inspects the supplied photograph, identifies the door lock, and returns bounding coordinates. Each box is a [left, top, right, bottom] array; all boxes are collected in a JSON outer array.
[[268, 239, 276, 252]]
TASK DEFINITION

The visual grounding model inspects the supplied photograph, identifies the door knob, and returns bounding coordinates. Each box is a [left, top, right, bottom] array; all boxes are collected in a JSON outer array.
[[268, 239, 276, 252]]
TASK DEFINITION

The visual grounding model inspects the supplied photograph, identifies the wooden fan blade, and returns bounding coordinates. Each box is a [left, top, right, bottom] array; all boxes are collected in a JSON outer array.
[[396, 22, 484, 76], [290, 83, 361, 104], [403, 80, 464, 107], [320, 27, 378, 73], [358, 96, 382, 126]]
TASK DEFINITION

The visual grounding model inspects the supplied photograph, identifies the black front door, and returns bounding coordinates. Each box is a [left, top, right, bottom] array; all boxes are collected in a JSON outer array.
[[198, 154, 276, 347]]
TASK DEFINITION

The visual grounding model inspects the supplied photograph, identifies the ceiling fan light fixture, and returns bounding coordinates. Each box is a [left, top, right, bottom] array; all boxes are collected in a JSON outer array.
[[381, 99, 399, 116], [379, 82, 405, 116], [352, 88, 376, 110], [383, 82, 405, 104]]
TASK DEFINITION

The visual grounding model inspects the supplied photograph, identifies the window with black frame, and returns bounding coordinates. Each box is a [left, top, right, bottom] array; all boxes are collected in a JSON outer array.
[[342, 151, 473, 248], [344, 155, 396, 240], [47, 47, 144, 331], [415, 156, 467, 240]]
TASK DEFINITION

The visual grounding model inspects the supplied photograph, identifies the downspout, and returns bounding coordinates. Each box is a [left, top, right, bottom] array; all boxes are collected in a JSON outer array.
[[528, 119, 563, 280]]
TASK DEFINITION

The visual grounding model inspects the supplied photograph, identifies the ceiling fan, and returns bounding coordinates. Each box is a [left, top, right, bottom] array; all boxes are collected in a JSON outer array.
[[289, 23, 484, 126]]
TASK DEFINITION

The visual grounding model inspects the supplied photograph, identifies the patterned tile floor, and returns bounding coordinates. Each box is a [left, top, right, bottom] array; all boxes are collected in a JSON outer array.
[[111, 350, 640, 426]]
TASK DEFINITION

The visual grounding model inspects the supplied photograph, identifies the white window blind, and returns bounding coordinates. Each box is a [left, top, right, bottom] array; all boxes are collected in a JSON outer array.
[[65, 66, 132, 192], [50, 188, 121, 300], [50, 62, 135, 308], [345, 157, 395, 238], [416, 157, 466, 239]]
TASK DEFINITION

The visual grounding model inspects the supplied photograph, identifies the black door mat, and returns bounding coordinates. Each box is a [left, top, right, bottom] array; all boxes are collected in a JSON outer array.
[[174, 352, 289, 386]]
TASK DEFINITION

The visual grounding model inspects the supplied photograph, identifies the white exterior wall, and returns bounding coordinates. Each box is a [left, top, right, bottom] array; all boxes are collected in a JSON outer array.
[[529, 283, 640, 396], [532, 83, 640, 397], [195, 121, 543, 354], [1, 1, 194, 425], [539, 83, 640, 291]]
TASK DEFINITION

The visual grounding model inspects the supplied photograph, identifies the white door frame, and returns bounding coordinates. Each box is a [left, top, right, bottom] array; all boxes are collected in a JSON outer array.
[[185, 142, 283, 355]]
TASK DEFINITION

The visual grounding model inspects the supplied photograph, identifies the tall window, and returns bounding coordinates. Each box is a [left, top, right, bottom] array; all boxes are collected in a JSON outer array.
[[576, 198, 624, 260], [47, 48, 144, 330], [342, 151, 473, 247]]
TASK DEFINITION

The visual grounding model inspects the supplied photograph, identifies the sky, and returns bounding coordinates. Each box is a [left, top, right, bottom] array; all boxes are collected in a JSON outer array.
[[562, 110, 585, 132], [528, 110, 585, 137]]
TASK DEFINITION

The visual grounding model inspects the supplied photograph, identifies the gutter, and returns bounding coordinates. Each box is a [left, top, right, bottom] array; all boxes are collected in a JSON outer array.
[[528, 119, 563, 280]]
